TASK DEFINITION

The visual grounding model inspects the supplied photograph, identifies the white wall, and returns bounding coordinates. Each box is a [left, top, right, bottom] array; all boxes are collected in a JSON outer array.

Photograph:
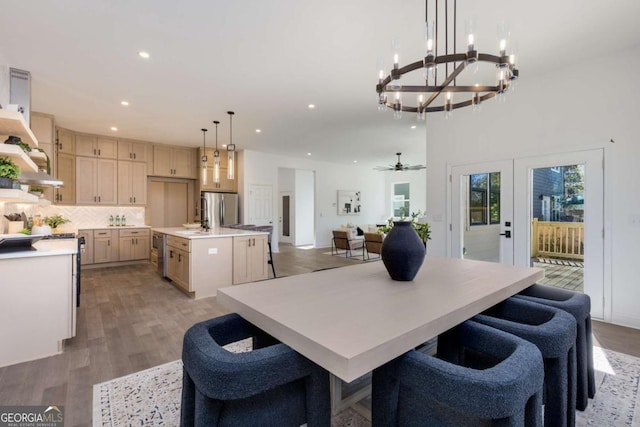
[[240, 149, 386, 251], [426, 47, 640, 328], [294, 169, 315, 246]]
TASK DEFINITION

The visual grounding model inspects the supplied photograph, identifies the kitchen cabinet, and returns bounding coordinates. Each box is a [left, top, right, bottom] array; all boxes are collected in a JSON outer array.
[[119, 228, 150, 261], [233, 234, 268, 284], [93, 229, 118, 263], [78, 230, 94, 265], [166, 235, 191, 291], [118, 139, 149, 163], [75, 135, 118, 159], [153, 145, 194, 178], [54, 153, 76, 204], [56, 128, 76, 155], [76, 157, 118, 205], [117, 161, 147, 205]]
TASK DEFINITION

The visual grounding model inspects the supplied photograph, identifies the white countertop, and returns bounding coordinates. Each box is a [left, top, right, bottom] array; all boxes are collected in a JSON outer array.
[[0, 237, 78, 260], [78, 225, 151, 231], [153, 226, 268, 239]]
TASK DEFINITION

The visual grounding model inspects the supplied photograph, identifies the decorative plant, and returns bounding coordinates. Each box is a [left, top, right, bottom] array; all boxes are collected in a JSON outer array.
[[43, 214, 71, 229], [0, 157, 21, 180], [378, 210, 431, 243]]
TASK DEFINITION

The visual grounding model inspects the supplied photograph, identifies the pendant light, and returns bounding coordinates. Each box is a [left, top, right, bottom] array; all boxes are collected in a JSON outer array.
[[213, 120, 220, 184], [200, 128, 208, 186], [227, 111, 235, 180]]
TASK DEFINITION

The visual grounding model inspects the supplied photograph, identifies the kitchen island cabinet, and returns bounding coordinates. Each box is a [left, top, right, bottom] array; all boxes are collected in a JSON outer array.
[[233, 234, 268, 284], [0, 239, 77, 368], [153, 227, 268, 299]]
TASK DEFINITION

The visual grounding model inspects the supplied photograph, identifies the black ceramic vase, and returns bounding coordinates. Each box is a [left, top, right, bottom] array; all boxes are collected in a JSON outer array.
[[381, 221, 426, 281]]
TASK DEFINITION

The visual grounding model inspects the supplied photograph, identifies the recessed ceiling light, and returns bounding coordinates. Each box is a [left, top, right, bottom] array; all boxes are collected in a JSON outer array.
[[138, 51, 150, 59], [222, 144, 227, 148], [411, 125, 417, 129], [121, 101, 129, 106], [308, 104, 315, 109], [307, 152, 312, 156], [255, 129, 262, 133], [110, 126, 118, 131], [353, 160, 358, 164]]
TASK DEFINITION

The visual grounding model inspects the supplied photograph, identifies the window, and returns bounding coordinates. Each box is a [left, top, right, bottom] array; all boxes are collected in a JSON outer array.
[[469, 172, 500, 226], [392, 182, 410, 218]]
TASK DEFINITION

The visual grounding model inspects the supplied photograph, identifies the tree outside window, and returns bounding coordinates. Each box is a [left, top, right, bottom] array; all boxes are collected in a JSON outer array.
[[469, 172, 500, 226]]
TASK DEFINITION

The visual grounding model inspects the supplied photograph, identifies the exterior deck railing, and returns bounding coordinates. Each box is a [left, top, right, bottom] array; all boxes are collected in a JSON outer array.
[[531, 218, 584, 260]]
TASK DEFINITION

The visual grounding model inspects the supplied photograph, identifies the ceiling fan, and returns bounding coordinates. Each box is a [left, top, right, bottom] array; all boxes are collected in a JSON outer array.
[[374, 153, 426, 172]]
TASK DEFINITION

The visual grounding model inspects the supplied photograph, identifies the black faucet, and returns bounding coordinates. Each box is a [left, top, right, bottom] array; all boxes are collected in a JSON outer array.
[[201, 195, 210, 231]]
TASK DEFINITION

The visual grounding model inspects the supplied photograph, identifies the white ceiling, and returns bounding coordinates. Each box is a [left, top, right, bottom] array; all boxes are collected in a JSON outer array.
[[2, 0, 639, 168]]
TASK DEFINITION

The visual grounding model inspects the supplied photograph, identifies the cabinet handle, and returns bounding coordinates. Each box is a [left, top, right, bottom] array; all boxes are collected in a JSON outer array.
[[94, 196, 97, 202], [178, 253, 182, 262], [170, 250, 174, 258], [93, 148, 97, 155], [98, 149, 101, 156], [108, 240, 110, 246], [129, 153, 132, 159], [133, 197, 136, 203], [98, 196, 101, 202], [133, 153, 137, 160]]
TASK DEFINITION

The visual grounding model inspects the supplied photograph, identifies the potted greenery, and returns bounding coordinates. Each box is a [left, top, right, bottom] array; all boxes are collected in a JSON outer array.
[[378, 210, 431, 245], [43, 214, 71, 231], [0, 156, 21, 189]]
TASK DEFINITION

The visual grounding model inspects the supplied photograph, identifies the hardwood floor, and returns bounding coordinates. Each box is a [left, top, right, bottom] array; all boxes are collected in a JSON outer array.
[[0, 247, 638, 426]]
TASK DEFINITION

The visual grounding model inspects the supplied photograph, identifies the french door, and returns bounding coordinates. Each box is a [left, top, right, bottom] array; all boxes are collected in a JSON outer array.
[[450, 160, 514, 264]]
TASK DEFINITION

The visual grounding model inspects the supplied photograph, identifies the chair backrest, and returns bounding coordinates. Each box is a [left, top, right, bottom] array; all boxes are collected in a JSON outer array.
[[364, 232, 384, 254], [332, 230, 350, 250]]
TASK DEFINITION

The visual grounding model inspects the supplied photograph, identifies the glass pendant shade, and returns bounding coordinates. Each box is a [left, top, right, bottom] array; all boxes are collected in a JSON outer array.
[[214, 151, 220, 184], [201, 128, 208, 186], [227, 111, 236, 180]]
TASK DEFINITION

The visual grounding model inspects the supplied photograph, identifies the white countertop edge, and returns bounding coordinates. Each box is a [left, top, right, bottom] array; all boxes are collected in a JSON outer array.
[[78, 225, 152, 230], [0, 239, 78, 260], [152, 226, 268, 239]]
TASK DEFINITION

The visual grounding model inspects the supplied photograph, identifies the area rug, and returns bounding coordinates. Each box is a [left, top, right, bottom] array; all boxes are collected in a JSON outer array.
[[94, 346, 640, 426]]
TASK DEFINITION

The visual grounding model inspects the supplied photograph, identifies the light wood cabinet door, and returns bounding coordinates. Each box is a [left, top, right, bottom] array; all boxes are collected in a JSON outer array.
[[153, 145, 194, 178], [133, 235, 150, 260], [167, 246, 190, 290], [76, 157, 117, 204], [76, 135, 118, 158], [56, 129, 75, 155], [118, 140, 148, 162], [119, 229, 150, 261], [93, 230, 118, 263], [55, 153, 75, 204], [233, 235, 268, 284], [118, 161, 147, 205]]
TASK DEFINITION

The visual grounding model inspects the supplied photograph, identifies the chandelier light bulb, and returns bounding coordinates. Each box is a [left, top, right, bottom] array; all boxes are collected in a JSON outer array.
[[425, 22, 435, 55], [378, 92, 388, 111], [393, 92, 402, 119]]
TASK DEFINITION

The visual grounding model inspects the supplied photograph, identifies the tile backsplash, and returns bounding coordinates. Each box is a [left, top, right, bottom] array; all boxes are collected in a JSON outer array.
[[0, 203, 145, 233]]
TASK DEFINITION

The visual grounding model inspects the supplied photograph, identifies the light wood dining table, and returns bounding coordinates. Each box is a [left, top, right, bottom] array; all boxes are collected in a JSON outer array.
[[217, 255, 544, 414]]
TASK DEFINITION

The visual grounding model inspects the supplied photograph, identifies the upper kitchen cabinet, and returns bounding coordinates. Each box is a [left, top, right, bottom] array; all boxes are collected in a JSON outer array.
[[56, 128, 76, 154], [153, 145, 195, 178], [117, 160, 147, 205], [55, 153, 75, 204], [76, 157, 118, 205], [118, 139, 149, 163], [0, 109, 38, 147], [75, 134, 118, 159]]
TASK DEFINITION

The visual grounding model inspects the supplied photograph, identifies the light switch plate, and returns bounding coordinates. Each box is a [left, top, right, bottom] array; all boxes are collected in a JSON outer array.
[[208, 248, 218, 254]]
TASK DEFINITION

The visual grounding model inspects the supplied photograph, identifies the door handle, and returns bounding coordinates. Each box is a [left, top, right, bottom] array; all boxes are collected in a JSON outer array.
[[499, 230, 512, 238]]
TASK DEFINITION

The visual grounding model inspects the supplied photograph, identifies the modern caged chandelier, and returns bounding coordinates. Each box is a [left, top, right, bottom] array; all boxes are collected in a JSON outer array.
[[376, 0, 519, 119]]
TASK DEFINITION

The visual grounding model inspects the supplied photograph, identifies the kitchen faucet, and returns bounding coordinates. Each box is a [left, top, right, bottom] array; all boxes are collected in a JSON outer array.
[[201, 195, 210, 231]]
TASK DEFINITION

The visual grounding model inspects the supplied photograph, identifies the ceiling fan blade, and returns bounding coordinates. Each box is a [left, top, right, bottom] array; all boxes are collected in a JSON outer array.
[[406, 165, 426, 170], [374, 166, 393, 171]]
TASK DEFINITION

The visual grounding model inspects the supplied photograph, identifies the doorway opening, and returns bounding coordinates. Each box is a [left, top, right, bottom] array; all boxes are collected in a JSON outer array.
[[529, 164, 585, 292]]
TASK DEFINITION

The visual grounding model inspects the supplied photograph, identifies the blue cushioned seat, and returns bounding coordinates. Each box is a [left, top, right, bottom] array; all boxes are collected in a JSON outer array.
[[372, 320, 544, 427], [473, 297, 577, 427], [181, 313, 330, 426], [515, 284, 595, 411]]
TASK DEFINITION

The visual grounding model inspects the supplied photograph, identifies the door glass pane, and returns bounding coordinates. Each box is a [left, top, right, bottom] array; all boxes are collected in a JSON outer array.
[[530, 164, 584, 293], [282, 195, 290, 237], [463, 172, 500, 262], [393, 183, 410, 217]]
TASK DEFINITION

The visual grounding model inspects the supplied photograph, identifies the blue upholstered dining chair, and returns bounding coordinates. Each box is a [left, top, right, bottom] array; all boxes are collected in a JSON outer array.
[[372, 320, 544, 427], [473, 297, 577, 427], [180, 313, 330, 427], [515, 284, 595, 411]]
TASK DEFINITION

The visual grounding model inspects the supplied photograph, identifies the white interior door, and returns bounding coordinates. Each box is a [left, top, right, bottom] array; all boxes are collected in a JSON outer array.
[[450, 160, 514, 264], [514, 149, 604, 319], [249, 184, 273, 226]]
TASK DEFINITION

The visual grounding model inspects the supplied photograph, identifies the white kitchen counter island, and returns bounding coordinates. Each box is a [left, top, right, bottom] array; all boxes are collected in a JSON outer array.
[[152, 227, 270, 299], [0, 238, 78, 367]]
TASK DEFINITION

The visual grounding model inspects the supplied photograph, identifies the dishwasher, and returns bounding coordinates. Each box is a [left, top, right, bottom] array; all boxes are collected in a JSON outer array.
[[151, 231, 167, 277]]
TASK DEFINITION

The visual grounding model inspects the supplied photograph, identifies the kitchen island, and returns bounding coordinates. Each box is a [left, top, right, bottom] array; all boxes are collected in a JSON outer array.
[[0, 238, 78, 367], [153, 227, 269, 299]]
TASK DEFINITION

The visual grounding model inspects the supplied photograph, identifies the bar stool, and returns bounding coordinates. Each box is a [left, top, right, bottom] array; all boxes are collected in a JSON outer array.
[[181, 313, 330, 426], [254, 225, 276, 278], [473, 297, 577, 427], [515, 284, 594, 411], [372, 320, 544, 427]]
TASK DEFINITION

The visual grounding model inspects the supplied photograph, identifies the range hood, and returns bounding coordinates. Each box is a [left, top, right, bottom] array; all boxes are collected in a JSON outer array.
[[18, 170, 63, 187]]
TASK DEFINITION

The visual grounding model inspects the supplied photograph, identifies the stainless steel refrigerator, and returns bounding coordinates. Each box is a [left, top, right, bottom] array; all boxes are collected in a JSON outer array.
[[201, 192, 239, 228]]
